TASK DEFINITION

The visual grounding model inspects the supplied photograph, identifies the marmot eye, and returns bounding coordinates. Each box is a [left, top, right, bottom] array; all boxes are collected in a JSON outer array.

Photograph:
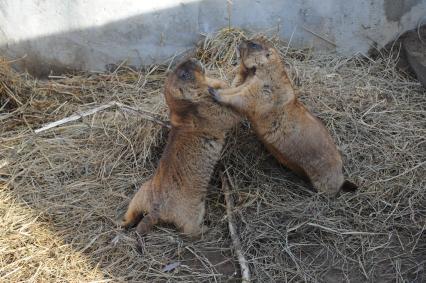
[[248, 42, 262, 50], [179, 70, 193, 81]]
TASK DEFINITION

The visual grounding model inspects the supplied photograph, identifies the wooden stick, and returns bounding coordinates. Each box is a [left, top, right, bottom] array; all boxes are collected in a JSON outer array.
[[301, 26, 337, 47], [34, 101, 171, 133], [113, 102, 171, 129], [222, 170, 251, 283]]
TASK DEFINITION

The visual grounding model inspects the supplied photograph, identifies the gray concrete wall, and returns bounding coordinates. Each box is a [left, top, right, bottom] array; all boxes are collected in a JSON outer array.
[[0, 0, 425, 76]]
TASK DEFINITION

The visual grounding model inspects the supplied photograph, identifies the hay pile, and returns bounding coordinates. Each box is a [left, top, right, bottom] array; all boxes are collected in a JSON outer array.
[[1, 29, 425, 282]]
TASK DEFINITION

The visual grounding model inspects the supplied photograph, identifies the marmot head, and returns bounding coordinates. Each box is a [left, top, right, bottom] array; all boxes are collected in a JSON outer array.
[[164, 59, 209, 126], [237, 38, 279, 70], [165, 58, 209, 102]]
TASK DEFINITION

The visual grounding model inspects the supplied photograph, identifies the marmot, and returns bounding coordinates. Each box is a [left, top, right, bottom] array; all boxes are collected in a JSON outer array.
[[209, 39, 357, 195], [122, 59, 240, 237]]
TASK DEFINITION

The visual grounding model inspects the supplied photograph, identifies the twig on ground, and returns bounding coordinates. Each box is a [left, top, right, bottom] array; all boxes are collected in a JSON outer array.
[[48, 75, 67, 79], [34, 101, 171, 133], [113, 102, 171, 129], [222, 170, 251, 283], [301, 26, 337, 47]]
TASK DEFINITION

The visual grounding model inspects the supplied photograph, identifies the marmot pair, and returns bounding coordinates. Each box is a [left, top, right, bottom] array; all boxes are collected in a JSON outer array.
[[123, 40, 356, 237]]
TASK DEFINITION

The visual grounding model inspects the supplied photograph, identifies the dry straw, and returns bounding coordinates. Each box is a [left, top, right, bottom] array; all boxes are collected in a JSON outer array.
[[1, 28, 425, 282]]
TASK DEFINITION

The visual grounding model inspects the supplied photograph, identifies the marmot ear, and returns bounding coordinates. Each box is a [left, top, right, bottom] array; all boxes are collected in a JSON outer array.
[[257, 34, 268, 42], [250, 34, 267, 44]]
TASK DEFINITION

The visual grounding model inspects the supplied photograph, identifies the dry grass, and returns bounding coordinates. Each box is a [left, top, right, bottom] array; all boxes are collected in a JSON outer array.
[[1, 28, 425, 282]]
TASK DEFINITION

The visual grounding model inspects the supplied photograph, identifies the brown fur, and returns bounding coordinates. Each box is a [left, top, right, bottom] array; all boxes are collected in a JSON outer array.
[[210, 39, 356, 195], [121, 59, 240, 237]]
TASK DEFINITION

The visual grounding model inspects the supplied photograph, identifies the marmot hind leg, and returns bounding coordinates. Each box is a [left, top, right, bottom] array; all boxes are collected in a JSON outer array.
[[121, 184, 150, 229], [173, 199, 207, 238], [311, 172, 344, 197], [135, 212, 160, 235]]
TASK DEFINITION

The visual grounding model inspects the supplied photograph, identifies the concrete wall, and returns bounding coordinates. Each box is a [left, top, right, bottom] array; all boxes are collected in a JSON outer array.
[[0, 0, 425, 76]]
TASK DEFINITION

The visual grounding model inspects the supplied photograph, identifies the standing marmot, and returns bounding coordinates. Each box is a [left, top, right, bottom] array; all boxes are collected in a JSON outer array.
[[210, 39, 357, 195], [122, 59, 240, 237]]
